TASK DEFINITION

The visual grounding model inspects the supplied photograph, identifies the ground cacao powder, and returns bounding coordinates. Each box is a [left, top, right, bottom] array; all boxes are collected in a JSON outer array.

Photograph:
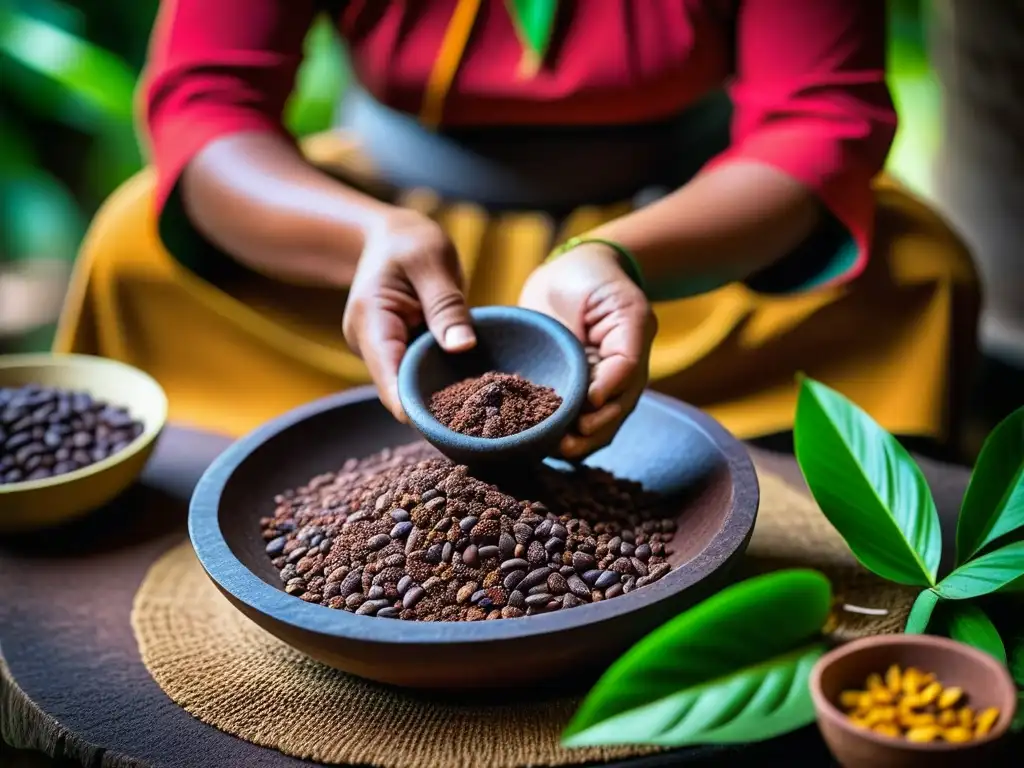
[[261, 442, 676, 620], [428, 372, 562, 438], [0, 384, 144, 485]]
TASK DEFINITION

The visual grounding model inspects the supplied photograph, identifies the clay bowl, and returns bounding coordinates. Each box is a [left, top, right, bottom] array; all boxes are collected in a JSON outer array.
[[397, 306, 589, 466], [0, 353, 167, 532], [811, 634, 1018, 768], [189, 386, 758, 689]]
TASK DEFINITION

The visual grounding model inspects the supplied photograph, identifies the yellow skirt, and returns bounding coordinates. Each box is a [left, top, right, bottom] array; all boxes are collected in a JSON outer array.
[[54, 132, 980, 441]]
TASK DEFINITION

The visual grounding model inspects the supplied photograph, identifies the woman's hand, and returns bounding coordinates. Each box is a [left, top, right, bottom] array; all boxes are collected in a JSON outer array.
[[343, 208, 475, 421], [519, 244, 656, 460]]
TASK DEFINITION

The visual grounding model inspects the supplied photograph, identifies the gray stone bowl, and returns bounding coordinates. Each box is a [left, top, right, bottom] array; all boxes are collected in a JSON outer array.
[[188, 386, 759, 689], [397, 306, 589, 467]]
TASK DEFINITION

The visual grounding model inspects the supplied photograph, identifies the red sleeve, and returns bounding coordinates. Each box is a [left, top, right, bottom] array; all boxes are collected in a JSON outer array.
[[706, 0, 897, 285], [141, 0, 318, 212]]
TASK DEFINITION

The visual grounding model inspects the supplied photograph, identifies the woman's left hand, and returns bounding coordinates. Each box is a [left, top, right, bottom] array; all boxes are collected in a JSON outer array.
[[519, 243, 657, 460]]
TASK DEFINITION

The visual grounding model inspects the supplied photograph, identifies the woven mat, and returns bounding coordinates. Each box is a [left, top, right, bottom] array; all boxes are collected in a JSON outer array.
[[131, 466, 916, 767]]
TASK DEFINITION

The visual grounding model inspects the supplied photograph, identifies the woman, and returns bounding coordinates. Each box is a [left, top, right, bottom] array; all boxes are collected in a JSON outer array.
[[56, 0, 978, 453]]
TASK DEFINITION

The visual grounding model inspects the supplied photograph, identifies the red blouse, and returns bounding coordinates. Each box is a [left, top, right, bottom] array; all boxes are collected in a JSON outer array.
[[143, 0, 896, 282]]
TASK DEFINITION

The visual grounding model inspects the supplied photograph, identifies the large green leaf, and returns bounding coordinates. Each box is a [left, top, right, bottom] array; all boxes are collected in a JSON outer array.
[[0, 11, 136, 125], [794, 378, 941, 586], [956, 407, 1024, 564], [904, 589, 939, 634], [563, 570, 831, 747], [935, 542, 1024, 600], [944, 602, 1006, 665]]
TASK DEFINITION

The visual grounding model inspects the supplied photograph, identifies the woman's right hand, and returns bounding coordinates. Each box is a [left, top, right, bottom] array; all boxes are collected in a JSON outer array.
[[343, 208, 476, 422]]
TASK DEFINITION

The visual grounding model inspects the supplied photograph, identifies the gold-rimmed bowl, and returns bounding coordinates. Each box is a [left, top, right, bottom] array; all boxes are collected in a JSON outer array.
[[0, 353, 167, 532]]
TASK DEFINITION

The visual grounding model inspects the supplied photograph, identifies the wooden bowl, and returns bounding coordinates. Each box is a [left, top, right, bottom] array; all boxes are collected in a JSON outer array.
[[811, 634, 1018, 768], [397, 306, 589, 466], [189, 387, 758, 689], [0, 354, 167, 532]]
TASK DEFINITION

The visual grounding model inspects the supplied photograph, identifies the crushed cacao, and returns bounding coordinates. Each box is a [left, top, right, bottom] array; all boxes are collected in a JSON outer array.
[[261, 442, 676, 621], [428, 372, 561, 438]]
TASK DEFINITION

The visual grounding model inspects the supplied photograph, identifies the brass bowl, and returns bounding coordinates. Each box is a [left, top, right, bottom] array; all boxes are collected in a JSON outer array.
[[0, 353, 167, 532]]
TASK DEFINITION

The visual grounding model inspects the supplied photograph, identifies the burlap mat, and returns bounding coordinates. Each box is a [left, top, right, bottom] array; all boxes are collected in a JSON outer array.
[[131, 466, 916, 767]]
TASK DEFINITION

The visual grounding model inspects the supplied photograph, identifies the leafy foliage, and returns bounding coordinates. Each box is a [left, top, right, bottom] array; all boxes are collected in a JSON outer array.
[[794, 378, 941, 586], [792, 378, 1024, 735], [904, 589, 939, 634], [0, 0, 345, 272], [955, 406, 1024, 563], [934, 542, 1024, 600], [563, 571, 830, 748], [942, 602, 1006, 665]]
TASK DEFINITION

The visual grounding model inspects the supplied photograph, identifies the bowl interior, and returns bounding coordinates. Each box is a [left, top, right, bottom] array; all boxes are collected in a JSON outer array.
[[203, 387, 755, 643], [0, 353, 167, 491], [397, 306, 589, 463], [815, 636, 1017, 747]]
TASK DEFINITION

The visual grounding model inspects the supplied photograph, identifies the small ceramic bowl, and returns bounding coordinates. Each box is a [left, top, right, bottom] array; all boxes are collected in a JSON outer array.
[[811, 634, 1017, 768], [397, 306, 589, 466], [0, 353, 167, 532]]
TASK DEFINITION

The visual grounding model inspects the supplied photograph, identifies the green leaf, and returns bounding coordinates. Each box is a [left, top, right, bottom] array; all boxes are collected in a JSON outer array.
[[794, 378, 941, 586], [0, 12, 136, 125], [1013, 693, 1024, 733], [944, 602, 1007, 665], [563, 570, 831, 747], [0, 116, 37, 173], [1009, 625, 1024, 687], [904, 589, 939, 634], [935, 542, 1024, 600], [956, 406, 1024, 563], [506, 0, 558, 60], [0, 172, 84, 262], [285, 17, 347, 137]]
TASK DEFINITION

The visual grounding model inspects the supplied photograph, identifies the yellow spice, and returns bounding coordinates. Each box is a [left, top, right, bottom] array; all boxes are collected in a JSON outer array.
[[899, 695, 923, 713], [906, 725, 941, 743], [942, 726, 974, 743], [937, 710, 958, 727], [839, 690, 863, 709], [975, 707, 1000, 736], [839, 666, 1001, 745], [919, 681, 942, 705], [937, 686, 964, 709], [867, 673, 886, 694], [901, 668, 922, 696], [873, 723, 901, 738], [900, 712, 936, 729], [862, 708, 888, 727], [885, 664, 902, 695]]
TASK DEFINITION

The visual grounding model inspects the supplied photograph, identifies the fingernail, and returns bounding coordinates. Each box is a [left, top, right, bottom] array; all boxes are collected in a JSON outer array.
[[443, 324, 476, 350]]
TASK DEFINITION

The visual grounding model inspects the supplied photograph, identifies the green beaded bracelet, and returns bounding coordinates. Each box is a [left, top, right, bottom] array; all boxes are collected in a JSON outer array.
[[546, 236, 647, 294]]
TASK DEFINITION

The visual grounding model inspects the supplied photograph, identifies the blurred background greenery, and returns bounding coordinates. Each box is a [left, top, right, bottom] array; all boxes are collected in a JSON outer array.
[[1, 0, 932, 342]]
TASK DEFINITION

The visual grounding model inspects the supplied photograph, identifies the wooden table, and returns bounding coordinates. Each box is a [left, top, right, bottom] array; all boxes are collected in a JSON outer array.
[[0, 427, 975, 768]]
